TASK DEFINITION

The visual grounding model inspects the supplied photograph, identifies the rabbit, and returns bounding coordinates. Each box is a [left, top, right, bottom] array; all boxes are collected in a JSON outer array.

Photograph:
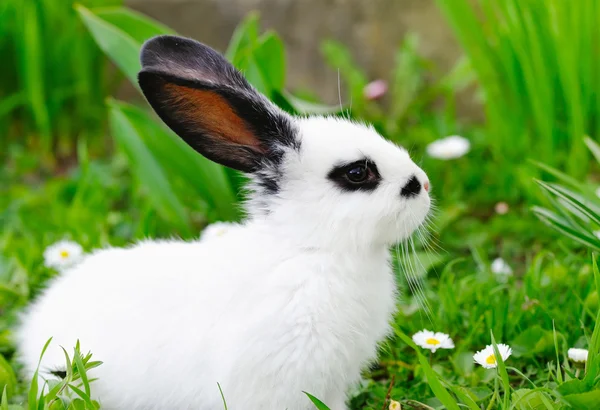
[[16, 35, 431, 410]]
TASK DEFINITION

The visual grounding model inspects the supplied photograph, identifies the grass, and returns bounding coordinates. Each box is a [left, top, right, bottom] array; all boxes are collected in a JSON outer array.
[[2, 142, 599, 409], [0, 0, 122, 163], [436, 0, 600, 199], [2, 2, 600, 409]]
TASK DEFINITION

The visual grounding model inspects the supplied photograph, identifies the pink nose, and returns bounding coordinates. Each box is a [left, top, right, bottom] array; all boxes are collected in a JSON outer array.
[[424, 181, 430, 192]]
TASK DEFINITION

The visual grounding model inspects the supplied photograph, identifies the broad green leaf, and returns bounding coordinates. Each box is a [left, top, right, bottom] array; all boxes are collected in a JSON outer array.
[[254, 32, 285, 91], [108, 101, 190, 230], [511, 326, 555, 358], [68, 399, 86, 410], [557, 379, 587, 396], [446, 385, 480, 410], [320, 39, 369, 108], [0, 355, 16, 398], [77, 4, 141, 86], [94, 7, 175, 44], [511, 389, 555, 410], [561, 390, 600, 408], [225, 12, 260, 63], [303, 392, 331, 410]]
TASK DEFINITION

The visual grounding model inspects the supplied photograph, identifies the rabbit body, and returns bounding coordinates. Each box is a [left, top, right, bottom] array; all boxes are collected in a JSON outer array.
[[17, 34, 432, 410], [17, 222, 396, 410]]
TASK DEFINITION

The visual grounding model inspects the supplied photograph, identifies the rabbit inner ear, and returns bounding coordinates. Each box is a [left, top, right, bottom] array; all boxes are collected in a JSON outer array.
[[163, 82, 263, 150], [139, 70, 275, 172]]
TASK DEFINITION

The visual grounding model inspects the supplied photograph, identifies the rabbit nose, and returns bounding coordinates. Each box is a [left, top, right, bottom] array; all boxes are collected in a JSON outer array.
[[400, 175, 423, 198], [424, 181, 430, 192]]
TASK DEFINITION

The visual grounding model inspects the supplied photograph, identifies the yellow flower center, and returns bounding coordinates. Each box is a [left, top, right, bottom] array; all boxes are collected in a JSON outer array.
[[426, 338, 441, 346], [389, 401, 401, 410], [60, 250, 69, 259], [486, 354, 497, 365]]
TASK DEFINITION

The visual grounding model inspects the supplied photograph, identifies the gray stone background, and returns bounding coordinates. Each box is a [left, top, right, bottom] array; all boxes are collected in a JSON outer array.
[[126, 0, 461, 104]]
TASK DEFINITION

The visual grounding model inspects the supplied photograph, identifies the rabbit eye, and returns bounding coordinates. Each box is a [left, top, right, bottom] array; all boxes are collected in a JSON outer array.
[[327, 158, 381, 192], [345, 165, 368, 183]]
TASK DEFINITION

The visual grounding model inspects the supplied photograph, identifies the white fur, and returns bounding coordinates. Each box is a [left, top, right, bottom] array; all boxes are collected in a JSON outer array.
[[17, 116, 430, 410]]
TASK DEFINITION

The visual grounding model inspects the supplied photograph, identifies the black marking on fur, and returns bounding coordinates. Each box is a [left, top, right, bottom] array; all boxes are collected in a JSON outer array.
[[49, 369, 67, 379], [400, 175, 421, 198], [327, 158, 381, 192]]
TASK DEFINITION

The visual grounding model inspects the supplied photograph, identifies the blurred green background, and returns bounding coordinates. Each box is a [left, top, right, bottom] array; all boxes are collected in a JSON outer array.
[[3, 1, 600, 409]]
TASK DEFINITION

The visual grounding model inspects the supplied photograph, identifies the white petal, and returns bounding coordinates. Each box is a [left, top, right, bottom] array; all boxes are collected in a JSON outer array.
[[43, 240, 84, 271], [568, 348, 588, 363], [491, 258, 513, 275], [473, 344, 512, 368], [426, 136, 470, 160]]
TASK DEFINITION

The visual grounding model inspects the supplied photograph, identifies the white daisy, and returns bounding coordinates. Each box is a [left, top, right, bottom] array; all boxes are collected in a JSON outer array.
[[43, 240, 84, 271], [426, 135, 470, 160], [473, 344, 512, 369], [412, 330, 455, 353], [389, 400, 401, 410], [200, 222, 239, 241], [491, 258, 513, 276], [568, 348, 588, 363]]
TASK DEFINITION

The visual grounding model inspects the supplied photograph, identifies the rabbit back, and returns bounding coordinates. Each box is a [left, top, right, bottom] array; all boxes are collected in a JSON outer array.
[[17, 227, 396, 409]]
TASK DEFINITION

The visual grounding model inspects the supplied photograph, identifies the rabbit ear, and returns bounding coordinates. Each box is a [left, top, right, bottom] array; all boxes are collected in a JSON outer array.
[[138, 35, 296, 173]]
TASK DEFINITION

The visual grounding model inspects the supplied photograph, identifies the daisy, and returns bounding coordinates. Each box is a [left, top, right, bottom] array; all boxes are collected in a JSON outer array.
[[426, 135, 470, 160], [568, 348, 588, 363], [491, 258, 513, 276], [363, 79, 388, 100], [412, 330, 455, 353], [389, 400, 401, 410], [43, 240, 84, 271], [200, 222, 239, 241], [474, 344, 512, 369]]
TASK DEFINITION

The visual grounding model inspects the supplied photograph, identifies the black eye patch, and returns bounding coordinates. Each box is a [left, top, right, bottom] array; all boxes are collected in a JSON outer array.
[[327, 158, 381, 192]]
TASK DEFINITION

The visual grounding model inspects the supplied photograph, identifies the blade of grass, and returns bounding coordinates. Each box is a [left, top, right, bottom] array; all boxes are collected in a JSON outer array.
[[491, 332, 511, 408], [303, 392, 331, 410], [588, 254, 600, 375], [532, 206, 600, 251], [393, 327, 460, 410]]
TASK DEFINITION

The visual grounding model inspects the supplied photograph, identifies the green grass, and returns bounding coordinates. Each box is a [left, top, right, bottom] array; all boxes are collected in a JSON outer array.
[[0, 0, 122, 163], [2, 143, 600, 408], [435, 0, 600, 200]]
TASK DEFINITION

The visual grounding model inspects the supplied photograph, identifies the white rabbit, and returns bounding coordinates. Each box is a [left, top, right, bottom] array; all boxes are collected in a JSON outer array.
[[16, 35, 431, 410]]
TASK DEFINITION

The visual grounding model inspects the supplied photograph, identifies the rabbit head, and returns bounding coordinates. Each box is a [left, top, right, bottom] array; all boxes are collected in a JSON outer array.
[[139, 35, 430, 250]]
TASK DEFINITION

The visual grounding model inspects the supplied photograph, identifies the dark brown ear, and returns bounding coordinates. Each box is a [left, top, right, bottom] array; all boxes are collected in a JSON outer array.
[[138, 35, 296, 173]]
